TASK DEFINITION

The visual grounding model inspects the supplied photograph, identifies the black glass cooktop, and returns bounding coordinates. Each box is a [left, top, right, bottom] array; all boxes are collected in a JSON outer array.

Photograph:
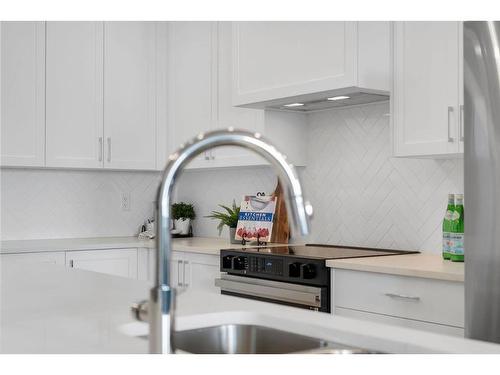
[[222, 244, 418, 260]]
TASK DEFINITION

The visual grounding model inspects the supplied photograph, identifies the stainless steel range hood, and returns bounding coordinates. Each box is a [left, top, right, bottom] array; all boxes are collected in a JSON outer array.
[[236, 87, 390, 112]]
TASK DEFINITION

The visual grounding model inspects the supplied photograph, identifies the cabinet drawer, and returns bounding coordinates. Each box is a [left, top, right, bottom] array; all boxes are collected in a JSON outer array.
[[66, 248, 138, 279], [335, 307, 464, 337], [333, 269, 464, 327]]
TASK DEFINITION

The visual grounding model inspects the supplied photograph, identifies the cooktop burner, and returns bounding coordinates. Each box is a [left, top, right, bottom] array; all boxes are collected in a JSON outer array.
[[221, 244, 418, 260]]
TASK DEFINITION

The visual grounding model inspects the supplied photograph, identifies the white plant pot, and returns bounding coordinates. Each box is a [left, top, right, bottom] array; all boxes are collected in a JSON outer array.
[[175, 218, 191, 235], [229, 227, 239, 244]]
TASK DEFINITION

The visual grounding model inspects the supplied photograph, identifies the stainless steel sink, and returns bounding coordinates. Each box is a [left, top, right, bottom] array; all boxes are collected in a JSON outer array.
[[169, 324, 374, 354]]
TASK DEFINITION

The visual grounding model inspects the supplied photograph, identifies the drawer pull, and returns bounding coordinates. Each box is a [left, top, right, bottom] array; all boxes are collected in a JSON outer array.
[[384, 293, 420, 302]]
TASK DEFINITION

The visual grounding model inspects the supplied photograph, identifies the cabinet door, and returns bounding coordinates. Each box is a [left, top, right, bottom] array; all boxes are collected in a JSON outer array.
[[171, 251, 187, 289], [393, 22, 462, 157], [458, 22, 465, 154], [184, 253, 220, 293], [232, 22, 357, 106], [211, 22, 267, 168], [0, 252, 65, 266], [167, 22, 215, 169], [103, 22, 165, 170], [46, 22, 104, 168], [66, 249, 138, 279], [1, 21, 45, 167]]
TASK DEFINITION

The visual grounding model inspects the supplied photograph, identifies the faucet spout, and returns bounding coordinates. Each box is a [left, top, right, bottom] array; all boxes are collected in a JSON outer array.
[[149, 128, 313, 353]]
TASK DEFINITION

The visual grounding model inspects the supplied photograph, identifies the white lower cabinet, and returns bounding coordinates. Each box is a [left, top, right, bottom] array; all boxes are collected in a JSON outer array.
[[65, 248, 138, 279], [145, 249, 220, 293], [184, 252, 220, 293], [0, 251, 66, 266], [331, 268, 464, 336], [2, 247, 220, 290]]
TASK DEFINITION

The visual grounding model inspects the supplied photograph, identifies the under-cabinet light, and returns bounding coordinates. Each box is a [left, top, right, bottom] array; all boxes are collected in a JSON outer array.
[[283, 103, 304, 107], [327, 95, 350, 101]]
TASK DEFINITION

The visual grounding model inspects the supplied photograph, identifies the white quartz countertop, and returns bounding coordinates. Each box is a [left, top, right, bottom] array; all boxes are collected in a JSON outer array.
[[326, 254, 464, 282], [0, 236, 287, 255], [1, 262, 498, 354]]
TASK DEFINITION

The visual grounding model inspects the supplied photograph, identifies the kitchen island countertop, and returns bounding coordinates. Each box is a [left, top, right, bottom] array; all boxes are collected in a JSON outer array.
[[1, 261, 496, 354]]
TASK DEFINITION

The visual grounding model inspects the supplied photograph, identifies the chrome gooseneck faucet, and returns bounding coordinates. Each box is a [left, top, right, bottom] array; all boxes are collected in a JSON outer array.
[[148, 128, 313, 353]]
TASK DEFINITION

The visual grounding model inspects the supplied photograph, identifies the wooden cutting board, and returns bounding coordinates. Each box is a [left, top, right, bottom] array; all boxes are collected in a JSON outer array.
[[271, 180, 290, 244]]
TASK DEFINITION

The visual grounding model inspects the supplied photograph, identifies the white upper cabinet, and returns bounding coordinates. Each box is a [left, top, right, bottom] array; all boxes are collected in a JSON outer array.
[[46, 22, 104, 168], [5, 21, 167, 171], [392, 22, 464, 157], [212, 22, 267, 167], [167, 21, 306, 169], [232, 21, 391, 108], [1, 22, 45, 167], [167, 21, 215, 169], [104, 22, 166, 170]]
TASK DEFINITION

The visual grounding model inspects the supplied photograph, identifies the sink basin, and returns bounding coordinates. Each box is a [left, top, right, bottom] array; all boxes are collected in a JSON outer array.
[[171, 324, 373, 354]]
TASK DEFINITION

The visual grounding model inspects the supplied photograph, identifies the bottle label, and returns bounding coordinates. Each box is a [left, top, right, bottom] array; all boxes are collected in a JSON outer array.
[[450, 211, 460, 220], [444, 210, 454, 220], [442, 232, 451, 253], [449, 233, 464, 255]]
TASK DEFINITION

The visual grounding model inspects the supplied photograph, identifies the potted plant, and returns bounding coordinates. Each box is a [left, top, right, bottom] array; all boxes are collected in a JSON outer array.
[[205, 200, 240, 244], [171, 202, 195, 235]]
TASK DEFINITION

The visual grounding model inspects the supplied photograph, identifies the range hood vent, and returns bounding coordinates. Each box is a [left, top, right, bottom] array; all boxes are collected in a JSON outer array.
[[237, 88, 389, 113]]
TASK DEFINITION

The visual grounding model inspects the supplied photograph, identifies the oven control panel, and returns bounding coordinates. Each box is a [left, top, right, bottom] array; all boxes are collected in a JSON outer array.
[[220, 250, 329, 286]]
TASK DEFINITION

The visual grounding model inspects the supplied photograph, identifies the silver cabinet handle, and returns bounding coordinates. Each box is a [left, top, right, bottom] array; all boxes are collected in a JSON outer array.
[[69, 260, 74, 268], [384, 292, 420, 302], [98, 137, 103, 162], [447, 106, 455, 142], [183, 260, 189, 287], [177, 260, 183, 287], [459, 104, 464, 142], [107, 137, 111, 162]]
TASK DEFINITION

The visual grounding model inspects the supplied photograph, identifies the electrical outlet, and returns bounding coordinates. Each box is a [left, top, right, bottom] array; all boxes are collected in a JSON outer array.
[[121, 192, 131, 211]]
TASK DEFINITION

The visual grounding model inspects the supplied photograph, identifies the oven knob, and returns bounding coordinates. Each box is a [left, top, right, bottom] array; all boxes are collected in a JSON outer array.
[[222, 255, 234, 269], [233, 256, 247, 271], [302, 264, 316, 279], [289, 262, 302, 277]]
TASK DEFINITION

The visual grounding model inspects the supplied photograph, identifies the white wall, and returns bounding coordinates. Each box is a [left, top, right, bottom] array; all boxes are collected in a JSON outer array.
[[1, 102, 463, 253]]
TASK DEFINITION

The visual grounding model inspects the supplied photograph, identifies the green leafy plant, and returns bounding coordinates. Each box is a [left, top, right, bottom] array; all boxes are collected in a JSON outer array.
[[205, 200, 240, 235], [171, 202, 196, 221]]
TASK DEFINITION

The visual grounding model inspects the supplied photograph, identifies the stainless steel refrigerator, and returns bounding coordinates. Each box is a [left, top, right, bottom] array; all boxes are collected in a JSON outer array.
[[464, 21, 500, 343]]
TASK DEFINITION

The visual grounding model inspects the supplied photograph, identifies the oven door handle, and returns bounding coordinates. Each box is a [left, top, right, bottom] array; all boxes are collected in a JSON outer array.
[[215, 277, 322, 308]]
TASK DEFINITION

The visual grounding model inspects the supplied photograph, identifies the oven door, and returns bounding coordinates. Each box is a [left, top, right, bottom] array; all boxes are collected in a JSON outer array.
[[215, 274, 330, 312]]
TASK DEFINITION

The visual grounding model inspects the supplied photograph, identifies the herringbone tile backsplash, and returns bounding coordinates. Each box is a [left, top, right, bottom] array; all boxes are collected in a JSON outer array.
[[302, 102, 463, 253], [1, 102, 463, 253]]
